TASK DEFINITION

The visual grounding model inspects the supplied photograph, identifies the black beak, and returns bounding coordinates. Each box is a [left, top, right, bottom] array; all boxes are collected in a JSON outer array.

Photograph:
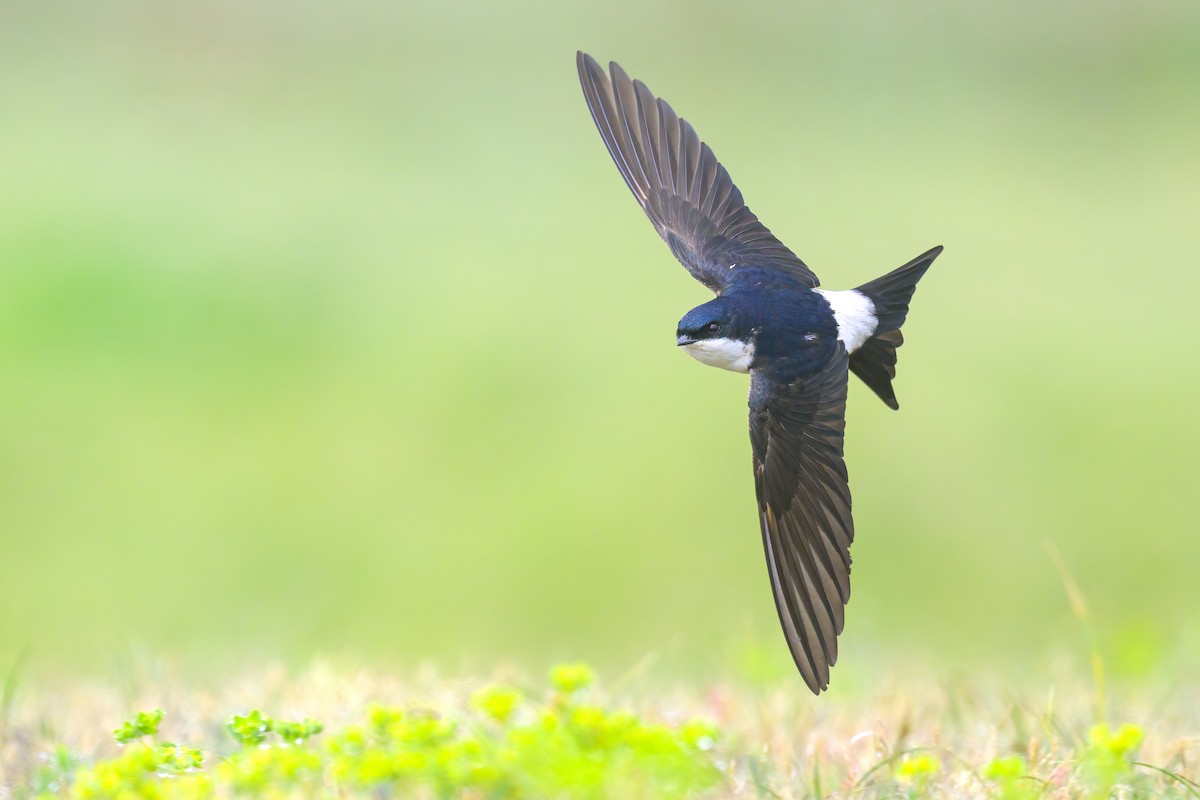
[[676, 334, 695, 346]]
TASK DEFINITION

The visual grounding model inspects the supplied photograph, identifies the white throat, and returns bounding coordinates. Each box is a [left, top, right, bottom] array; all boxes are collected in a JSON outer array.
[[681, 337, 755, 373], [814, 289, 878, 353]]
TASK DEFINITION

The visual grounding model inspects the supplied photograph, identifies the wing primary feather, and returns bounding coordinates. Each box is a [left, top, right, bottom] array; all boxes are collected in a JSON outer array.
[[609, 63, 655, 198], [677, 117, 698, 199], [694, 146, 712, 213], [597, 62, 649, 203], [772, 522, 825, 655], [709, 180, 736, 229], [656, 98, 678, 190], [799, 466, 852, 529], [762, 509, 824, 690], [578, 55, 643, 203], [768, 500, 837, 681], [632, 81, 664, 189], [793, 481, 851, 606], [779, 511, 839, 658]]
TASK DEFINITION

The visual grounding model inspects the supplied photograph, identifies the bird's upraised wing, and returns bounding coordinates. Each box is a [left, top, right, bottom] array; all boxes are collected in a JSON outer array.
[[749, 348, 854, 694], [576, 52, 818, 294]]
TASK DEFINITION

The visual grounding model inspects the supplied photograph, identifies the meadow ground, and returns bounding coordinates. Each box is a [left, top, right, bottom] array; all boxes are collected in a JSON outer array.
[[2, 659, 1198, 798]]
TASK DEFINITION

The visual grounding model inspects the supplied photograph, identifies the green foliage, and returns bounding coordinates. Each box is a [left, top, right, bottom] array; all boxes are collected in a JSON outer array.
[[983, 756, 1038, 800], [14, 664, 1200, 800], [69, 710, 208, 799], [71, 745, 210, 800], [218, 746, 322, 795], [272, 718, 324, 746], [322, 664, 720, 798], [37, 665, 722, 799], [549, 663, 595, 695], [472, 685, 521, 724], [894, 753, 940, 797], [1080, 723, 1145, 799], [154, 744, 204, 775], [112, 709, 163, 744], [224, 710, 272, 747], [27, 745, 80, 797]]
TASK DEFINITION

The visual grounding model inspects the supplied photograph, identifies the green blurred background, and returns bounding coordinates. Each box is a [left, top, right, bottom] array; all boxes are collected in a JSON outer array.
[[1, 0, 1197, 686]]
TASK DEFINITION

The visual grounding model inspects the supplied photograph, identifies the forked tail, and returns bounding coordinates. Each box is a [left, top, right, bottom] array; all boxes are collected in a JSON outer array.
[[850, 245, 943, 410]]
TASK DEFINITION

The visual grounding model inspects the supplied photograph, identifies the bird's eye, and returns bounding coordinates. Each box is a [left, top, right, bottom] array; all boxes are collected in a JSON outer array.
[[705, 322, 721, 335], [804, 332, 819, 342]]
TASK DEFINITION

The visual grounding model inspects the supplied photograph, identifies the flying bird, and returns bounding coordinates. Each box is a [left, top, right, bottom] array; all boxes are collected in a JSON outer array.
[[576, 52, 942, 694]]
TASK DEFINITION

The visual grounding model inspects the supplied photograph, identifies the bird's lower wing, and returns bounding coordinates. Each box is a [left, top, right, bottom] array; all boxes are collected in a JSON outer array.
[[749, 348, 854, 694], [576, 52, 818, 294]]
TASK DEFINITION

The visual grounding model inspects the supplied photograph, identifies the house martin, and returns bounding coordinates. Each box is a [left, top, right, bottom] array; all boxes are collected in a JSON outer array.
[[576, 52, 942, 693]]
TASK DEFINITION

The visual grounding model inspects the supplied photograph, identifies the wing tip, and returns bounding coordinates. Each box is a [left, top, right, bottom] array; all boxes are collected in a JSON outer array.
[[607, 58, 631, 87], [576, 51, 604, 84], [794, 650, 830, 695]]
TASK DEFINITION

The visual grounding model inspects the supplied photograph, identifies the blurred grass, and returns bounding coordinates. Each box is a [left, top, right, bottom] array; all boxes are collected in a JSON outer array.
[[0, 0, 1198, 680], [3, 662, 1198, 798]]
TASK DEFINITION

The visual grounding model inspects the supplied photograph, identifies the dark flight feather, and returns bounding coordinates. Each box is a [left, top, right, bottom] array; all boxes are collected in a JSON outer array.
[[576, 52, 818, 294], [750, 347, 853, 694]]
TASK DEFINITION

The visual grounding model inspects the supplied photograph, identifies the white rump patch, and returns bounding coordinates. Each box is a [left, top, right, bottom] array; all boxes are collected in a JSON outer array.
[[682, 337, 755, 373], [814, 289, 878, 353]]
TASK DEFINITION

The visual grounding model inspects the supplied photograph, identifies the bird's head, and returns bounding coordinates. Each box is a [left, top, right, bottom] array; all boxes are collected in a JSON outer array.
[[676, 298, 756, 373]]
